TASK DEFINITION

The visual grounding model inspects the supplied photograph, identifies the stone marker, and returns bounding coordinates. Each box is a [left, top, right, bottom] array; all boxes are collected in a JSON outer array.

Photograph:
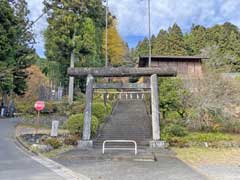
[[51, 120, 59, 137], [1, 108, 5, 117], [57, 86, 63, 100]]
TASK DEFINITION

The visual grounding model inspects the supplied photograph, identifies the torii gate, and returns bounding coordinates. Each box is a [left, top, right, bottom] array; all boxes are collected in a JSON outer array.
[[68, 67, 177, 148]]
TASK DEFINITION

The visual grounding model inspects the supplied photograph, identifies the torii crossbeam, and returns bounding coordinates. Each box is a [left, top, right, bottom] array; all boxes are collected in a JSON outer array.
[[68, 67, 177, 77]]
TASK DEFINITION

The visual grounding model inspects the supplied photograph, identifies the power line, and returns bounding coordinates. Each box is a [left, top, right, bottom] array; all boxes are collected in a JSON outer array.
[[30, 12, 47, 28]]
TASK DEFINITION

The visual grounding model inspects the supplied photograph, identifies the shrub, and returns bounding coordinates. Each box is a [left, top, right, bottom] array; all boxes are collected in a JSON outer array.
[[65, 113, 99, 136], [106, 103, 112, 114], [74, 91, 86, 101], [64, 136, 78, 146], [15, 100, 65, 115], [166, 111, 182, 121], [45, 138, 62, 149], [53, 102, 69, 116], [42, 101, 58, 114], [222, 121, 240, 134], [168, 137, 188, 147], [15, 101, 35, 114], [92, 103, 107, 121], [163, 124, 188, 139], [69, 102, 85, 115]]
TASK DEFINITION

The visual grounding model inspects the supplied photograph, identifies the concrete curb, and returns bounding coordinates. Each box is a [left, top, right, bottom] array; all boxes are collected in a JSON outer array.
[[54, 152, 156, 162], [15, 135, 38, 155], [15, 134, 90, 180]]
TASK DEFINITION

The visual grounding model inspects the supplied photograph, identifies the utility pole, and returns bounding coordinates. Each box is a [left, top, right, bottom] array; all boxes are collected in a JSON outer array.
[[68, 29, 76, 105], [105, 0, 108, 67], [148, 0, 152, 67], [104, 0, 109, 106]]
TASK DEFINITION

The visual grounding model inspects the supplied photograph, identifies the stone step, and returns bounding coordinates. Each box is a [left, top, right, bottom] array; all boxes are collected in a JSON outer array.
[[95, 139, 151, 143], [96, 134, 151, 139], [98, 131, 151, 134], [96, 136, 151, 140], [96, 136, 152, 139], [93, 100, 152, 149], [93, 142, 150, 148], [95, 140, 150, 143]]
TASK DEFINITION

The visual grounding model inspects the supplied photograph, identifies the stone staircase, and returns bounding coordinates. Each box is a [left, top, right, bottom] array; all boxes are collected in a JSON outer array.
[[93, 99, 152, 149]]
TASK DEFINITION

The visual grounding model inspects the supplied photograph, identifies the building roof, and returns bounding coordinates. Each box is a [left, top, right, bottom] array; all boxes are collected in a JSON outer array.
[[140, 55, 207, 60], [138, 55, 207, 67]]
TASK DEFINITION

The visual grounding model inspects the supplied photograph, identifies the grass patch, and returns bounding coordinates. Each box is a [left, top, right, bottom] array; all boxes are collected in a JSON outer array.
[[183, 132, 233, 142], [164, 132, 240, 147], [173, 147, 240, 165]]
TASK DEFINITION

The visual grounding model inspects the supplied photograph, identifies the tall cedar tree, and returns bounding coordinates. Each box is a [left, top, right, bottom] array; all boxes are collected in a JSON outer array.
[[0, 0, 35, 97], [44, 0, 106, 86], [135, 37, 149, 57], [152, 30, 168, 56], [185, 25, 207, 55], [0, 0, 16, 95], [167, 23, 187, 56], [12, 0, 36, 95]]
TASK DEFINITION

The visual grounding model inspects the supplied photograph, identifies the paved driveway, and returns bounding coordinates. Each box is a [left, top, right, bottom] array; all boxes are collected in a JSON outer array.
[[54, 151, 208, 180], [0, 118, 64, 180], [0, 118, 209, 180]]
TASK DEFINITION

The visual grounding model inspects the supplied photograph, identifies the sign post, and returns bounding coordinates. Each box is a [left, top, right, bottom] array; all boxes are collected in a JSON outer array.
[[34, 101, 45, 134]]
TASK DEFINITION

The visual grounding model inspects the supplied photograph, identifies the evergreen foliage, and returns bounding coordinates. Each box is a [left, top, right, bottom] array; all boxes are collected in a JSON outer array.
[[0, 0, 16, 95], [66, 113, 99, 136], [12, 0, 36, 95], [43, 0, 107, 86], [0, 0, 35, 97], [135, 22, 240, 72]]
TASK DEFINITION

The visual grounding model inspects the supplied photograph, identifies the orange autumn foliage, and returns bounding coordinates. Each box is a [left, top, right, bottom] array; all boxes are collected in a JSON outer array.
[[18, 65, 49, 101]]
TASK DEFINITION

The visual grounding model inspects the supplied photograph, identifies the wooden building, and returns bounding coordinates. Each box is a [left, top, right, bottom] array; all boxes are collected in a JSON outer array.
[[138, 56, 205, 78]]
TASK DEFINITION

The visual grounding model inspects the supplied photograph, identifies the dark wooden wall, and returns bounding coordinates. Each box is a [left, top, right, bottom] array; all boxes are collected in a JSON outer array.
[[141, 59, 203, 79]]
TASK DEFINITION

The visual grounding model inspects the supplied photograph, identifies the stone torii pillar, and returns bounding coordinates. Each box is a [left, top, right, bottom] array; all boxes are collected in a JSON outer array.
[[150, 74, 160, 140], [78, 74, 94, 149], [149, 74, 165, 148]]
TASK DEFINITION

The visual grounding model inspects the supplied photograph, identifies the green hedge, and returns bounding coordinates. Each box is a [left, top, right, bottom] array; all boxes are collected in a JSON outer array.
[[15, 101, 35, 114], [68, 102, 85, 115], [66, 113, 99, 136], [92, 102, 112, 122], [162, 124, 188, 141]]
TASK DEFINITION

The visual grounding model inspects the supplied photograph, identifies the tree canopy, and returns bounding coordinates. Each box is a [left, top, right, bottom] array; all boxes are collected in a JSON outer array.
[[0, 0, 35, 98], [135, 22, 240, 72], [102, 18, 126, 66], [44, 0, 107, 86]]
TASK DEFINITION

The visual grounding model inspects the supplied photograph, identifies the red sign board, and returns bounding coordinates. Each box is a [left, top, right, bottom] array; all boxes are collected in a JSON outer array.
[[34, 101, 45, 111]]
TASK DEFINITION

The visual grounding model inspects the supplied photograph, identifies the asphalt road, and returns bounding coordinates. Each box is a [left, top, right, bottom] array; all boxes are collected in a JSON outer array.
[[0, 118, 64, 180]]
